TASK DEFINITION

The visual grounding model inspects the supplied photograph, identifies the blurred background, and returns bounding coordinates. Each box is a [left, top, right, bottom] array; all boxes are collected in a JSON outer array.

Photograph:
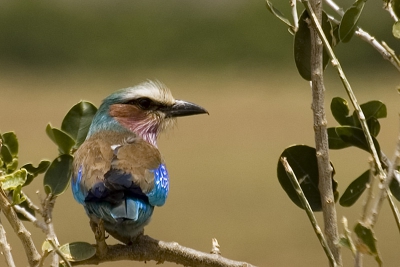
[[1, 0, 400, 266]]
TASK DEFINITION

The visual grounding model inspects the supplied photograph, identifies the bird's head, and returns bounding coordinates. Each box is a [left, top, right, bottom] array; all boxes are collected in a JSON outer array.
[[87, 81, 208, 146]]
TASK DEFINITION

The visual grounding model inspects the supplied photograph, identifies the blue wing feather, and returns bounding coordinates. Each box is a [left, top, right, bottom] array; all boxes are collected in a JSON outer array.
[[146, 164, 169, 206]]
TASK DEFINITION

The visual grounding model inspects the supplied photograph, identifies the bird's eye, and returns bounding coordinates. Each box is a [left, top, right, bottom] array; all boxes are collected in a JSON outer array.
[[136, 98, 152, 109]]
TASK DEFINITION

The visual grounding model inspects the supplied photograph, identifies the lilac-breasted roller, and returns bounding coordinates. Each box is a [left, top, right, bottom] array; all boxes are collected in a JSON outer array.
[[71, 81, 207, 244]]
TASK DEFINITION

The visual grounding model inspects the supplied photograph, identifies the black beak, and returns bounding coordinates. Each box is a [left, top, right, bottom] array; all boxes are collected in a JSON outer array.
[[164, 100, 208, 118]]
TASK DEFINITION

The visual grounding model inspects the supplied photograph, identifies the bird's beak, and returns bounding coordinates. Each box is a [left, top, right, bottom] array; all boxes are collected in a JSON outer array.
[[163, 100, 208, 118]]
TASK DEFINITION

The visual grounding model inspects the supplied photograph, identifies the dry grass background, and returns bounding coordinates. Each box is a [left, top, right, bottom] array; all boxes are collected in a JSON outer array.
[[1, 65, 400, 266]]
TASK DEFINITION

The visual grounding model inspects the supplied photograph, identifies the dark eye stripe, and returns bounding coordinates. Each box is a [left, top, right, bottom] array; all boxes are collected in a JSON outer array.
[[126, 97, 168, 111]]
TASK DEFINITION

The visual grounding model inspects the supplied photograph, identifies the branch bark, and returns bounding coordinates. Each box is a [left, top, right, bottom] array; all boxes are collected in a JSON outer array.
[[0, 215, 15, 267], [0, 189, 41, 267], [73, 234, 256, 267], [308, 0, 342, 265]]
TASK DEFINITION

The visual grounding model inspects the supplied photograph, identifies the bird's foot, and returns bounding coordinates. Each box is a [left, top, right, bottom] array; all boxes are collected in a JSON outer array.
[[90, 219, 108, 258]]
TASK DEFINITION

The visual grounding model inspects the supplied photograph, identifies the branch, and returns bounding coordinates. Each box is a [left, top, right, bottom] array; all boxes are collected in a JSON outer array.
[[0, 189, 41, 267], [41, 194, 60, 267], [290, 0, 299, 32], [0, 215, 15, 267], [383, 0, 399, 21], [73, 234, 256, 267], [302, 0, 386, 185], [280, 157, 338, 267], [13, 204, 48, 233], [307, 0, 341, 265]]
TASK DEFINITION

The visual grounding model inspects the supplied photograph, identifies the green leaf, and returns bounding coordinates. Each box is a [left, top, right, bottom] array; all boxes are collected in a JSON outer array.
[[277, 145, 338, 211], [294, 10, 332, 81], [354, 222, 382, 266], [43, 155, 73, 196], [42, 240, 52, 253], [0, 169, 27, 190], [61, 101, 97, 148], [390, 174, 400, 201], [46, 124, 76, 155], [59, 242, 96, 262], [22, 160, 51, 186], [339, 170, 369, 207], [0, 144, 13, 165], [266, 1, 295, 32], [330, 97, 353, 126], [335, 126, 381, 156], [6, 158, 19, 173], [1, 132, 18, 157], [352, 100, 387, 127], [12, 185, 26, 205], [393, 21, 400, 39], [339, 0, 366, 42], [328, 127, 352, 149], [366, 117, 380, 137], [338, 235, 353, 250]]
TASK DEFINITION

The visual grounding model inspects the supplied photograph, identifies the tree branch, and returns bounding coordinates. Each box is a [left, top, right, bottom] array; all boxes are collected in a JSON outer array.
[[0, 189, 41, 267], [280, 157, 338, 267], [307, 0, 342, 265], [73, 234, 256, 267], [0, 215, 15, 267]]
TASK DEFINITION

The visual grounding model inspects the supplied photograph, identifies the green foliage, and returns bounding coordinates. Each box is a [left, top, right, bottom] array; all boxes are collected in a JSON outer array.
[[265, 0, 295, 34], [42, 240, 96, 264], [330, 97, 387, 133], [22, 160, 51, 186], [354, 222, 382, 266], [339, 170, 370, 207], [1, 132, 19, 173], [43, 155, 73, 196], [0, 169, 27, 190], [61, 101, 97, 149], [294, 10, 332, 81], [339, 0, 366, 42], [277, 145, 338, 211], [46, 124, 76, 155], [59, 242, 96, 262], [44, 100, 96, 196], [334, 126, 381, 155]]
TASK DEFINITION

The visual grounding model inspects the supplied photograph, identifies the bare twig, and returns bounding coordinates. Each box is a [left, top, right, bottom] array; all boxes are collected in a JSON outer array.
[[41, 194, 60, 267], [383, 0, 399, 21], [21, 192, 42, 216], [73, 234, 257, 267], [355, 31, 400, 72], [280, 157, 338, 267], [386, 187, 400, 233], [341, 217, 356, 257], [211, 238, 221, 255], [0, 189, 40, 267], [13, 204, 48, 233], [0, 215, 15, 267], [369, 121, 400, 226], [360, 161, 375, 222], [290, 0, 299, 31]]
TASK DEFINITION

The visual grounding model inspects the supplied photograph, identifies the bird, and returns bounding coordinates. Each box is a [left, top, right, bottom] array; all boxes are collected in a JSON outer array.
[[71, 80, 208, 244]]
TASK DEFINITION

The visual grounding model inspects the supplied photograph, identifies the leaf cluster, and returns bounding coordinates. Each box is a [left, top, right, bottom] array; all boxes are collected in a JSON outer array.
[[0, 101, 98, 264]]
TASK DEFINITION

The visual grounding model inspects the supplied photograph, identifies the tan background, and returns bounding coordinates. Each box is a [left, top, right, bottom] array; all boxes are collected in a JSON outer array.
[[1, 1, 400, 266]]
